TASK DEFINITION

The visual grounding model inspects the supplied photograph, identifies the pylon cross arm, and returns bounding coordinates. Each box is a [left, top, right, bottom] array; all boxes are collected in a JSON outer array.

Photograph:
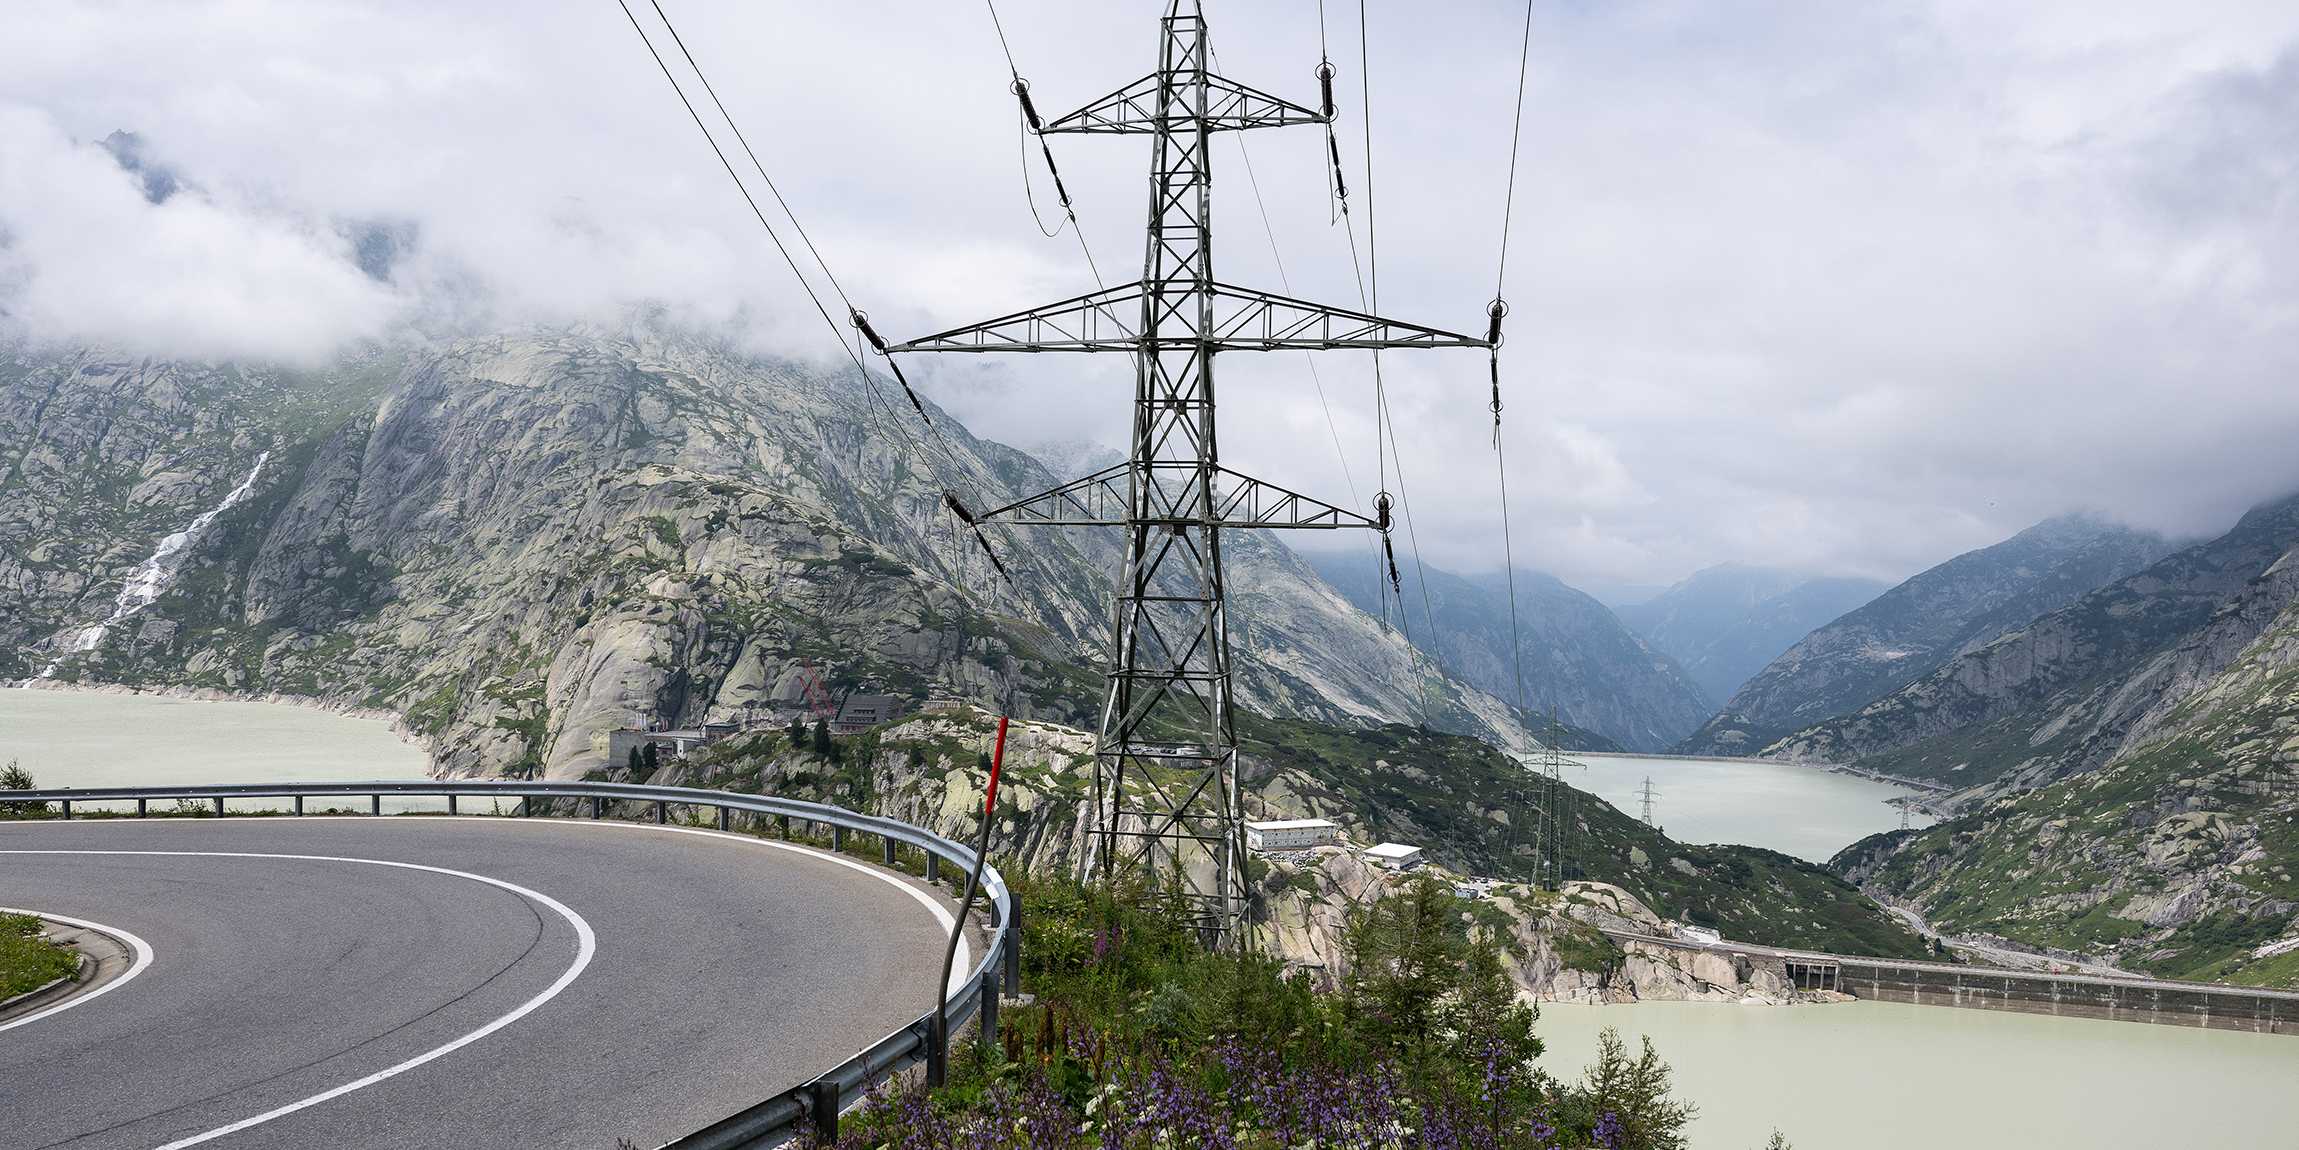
[[889, 281, 1488, 354], [1042, 70, 1327, 134], [973, 462, 1388, 530]]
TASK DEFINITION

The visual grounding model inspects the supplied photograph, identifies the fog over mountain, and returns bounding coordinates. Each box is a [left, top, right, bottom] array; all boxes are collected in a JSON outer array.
[[6, 2, 2299, 596]]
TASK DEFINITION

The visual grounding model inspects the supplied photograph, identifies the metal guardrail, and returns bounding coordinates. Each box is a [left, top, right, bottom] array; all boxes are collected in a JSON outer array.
[[0, 779, 1019, 1146]]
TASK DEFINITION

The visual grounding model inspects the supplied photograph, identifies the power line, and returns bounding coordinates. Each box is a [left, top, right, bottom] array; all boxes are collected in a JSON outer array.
[[1348, 0, 1444, 726], [1491, 0, 1538, 733], [984, 0, 1107, 289], [613, 0, 1018, 593]]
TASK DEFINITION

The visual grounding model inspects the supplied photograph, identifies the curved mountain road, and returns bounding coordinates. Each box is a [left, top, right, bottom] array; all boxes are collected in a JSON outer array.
[[0, 817, 958, 1149]]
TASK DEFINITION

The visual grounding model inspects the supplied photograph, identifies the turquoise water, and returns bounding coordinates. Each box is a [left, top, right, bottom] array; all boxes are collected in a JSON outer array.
[[1535, 1000, 2299, 1150], [0, 690, 430, 807], [1571, 753, 1929, 863]]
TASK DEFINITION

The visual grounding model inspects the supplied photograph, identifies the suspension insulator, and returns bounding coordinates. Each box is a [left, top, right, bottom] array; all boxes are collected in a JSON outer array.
[[1326, 129, 1350, 203], [850, 308, 889, 353], [1315, 60, 1337, 121], [943, 490, 978, 525], [1486, 297, 1508, 348], [1374, 491, 1394, 532], [1012, 76, 1044, 133], [1039, 139, 1075, 211]]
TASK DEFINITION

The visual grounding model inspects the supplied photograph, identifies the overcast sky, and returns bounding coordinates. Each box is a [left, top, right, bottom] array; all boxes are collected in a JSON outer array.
[[5, 1, 2298, 593]]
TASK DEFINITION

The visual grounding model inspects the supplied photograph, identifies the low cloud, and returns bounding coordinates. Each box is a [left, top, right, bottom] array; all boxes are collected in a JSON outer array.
[[3, 1, 2298, 589]]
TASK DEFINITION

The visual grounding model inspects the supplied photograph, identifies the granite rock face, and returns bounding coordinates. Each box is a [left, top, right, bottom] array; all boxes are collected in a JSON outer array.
[[5, 328, 1535, 776]]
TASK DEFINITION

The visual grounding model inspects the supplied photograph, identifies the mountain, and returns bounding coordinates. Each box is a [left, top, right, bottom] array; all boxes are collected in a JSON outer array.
[[1834, 513, 2299, 986], [1615, 564, 1886, 704], [1773, 494, 2299, 791], [1, 327, 1537, 776], [1302, 551, 1712, 751], [1679, 515, 2172, 755]]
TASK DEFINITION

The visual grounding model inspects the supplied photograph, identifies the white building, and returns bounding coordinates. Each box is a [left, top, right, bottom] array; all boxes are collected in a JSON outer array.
[[1362, 842, 1425, 870], [1676, 924, 1722, 947], [1246, 818, 1340, 852]]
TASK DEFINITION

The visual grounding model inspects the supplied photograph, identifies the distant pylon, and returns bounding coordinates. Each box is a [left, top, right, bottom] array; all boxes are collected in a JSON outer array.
[[1637, 775, 1658, 826]]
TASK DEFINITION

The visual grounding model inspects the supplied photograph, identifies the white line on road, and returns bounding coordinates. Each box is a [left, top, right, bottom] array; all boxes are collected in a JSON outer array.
[[0, 850, 596, 1149], [0, 907, 155, 1035]]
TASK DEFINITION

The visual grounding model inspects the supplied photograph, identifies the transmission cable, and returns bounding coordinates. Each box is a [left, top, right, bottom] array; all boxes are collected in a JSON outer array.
[[984, 0, 1108, 289], [615, 0, 1019, 593], [1488, 0, 1537, 736], [1348, 0, 1445, 727]]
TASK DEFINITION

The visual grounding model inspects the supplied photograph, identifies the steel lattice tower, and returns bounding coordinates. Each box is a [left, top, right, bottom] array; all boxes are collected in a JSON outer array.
[[891, 1, 1487, 945]]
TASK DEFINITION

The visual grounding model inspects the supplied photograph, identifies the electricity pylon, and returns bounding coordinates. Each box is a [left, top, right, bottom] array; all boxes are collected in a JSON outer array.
[[1638, 775, 1658, 826], [889, 1, 1487, 946]]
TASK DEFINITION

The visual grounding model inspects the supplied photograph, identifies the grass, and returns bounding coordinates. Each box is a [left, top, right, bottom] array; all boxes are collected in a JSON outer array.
[[0, 913, 80, 1000]]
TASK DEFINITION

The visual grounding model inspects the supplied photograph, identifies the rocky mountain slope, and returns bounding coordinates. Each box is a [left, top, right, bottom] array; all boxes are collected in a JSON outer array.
[[1303, 552, 1711, 751], [1615, 564, 1885, 705], [1680, 515, 2171, 755], [1773, 495, 2299, 792], [1835, 548, 2299, 987], [3, 327, 1534, 776]]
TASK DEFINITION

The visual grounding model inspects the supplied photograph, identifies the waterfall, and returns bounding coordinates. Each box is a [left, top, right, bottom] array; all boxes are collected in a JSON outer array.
[[36, 451, 272, 680]]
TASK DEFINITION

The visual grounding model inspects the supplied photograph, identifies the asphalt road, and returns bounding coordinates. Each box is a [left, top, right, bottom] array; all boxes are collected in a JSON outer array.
[[0, 816, 959, 1149]]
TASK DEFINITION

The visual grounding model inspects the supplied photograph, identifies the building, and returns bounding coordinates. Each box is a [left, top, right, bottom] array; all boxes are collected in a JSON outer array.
[[1362, 842, 1425, 870], [606, 721, 737, 767], [833, 693, 906, 734], [1676, 924, 1723, 947], [1245, 818, 1340, 852]]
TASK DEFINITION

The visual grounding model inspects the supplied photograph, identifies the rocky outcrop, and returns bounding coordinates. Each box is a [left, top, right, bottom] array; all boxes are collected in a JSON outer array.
[[1846, 570, 2299, 986]]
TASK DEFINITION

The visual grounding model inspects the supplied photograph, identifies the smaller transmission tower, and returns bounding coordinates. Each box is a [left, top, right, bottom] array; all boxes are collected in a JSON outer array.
[[1637, 775, 1658, 826]]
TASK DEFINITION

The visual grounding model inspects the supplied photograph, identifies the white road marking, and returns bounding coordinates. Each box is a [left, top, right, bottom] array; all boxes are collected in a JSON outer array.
[[0, 850, 596, 1149], [0, 907, 155, 1034], [9, 814, 986, 998]]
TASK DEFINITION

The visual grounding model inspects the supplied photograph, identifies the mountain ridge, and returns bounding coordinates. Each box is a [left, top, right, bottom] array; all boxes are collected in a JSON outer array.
[[1679, 514, 2173, 756]]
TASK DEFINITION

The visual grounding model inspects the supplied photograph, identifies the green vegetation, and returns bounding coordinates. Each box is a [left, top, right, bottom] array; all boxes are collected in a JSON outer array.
[[817, 873, 1699, 1149], [0, 913, 80, 1000]]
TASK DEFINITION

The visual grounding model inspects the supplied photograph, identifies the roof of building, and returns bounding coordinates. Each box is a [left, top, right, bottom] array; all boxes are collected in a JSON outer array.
[[1363, 842, 1423, 858], [1246, 818, 1339, 831]]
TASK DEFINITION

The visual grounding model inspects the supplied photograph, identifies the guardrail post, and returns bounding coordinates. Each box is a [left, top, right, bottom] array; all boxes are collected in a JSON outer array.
[[212, 797, 225, 818], [371, 794, 382, 817], [60, 799, 72, 820], [777, 814, 790, 839], [447, 794, 458, 816], [882, 837, 897, 867], [804, 1078, 842, 1142], [653, 800, 667, 825], [925, 853, 940, 883], [978, 973, 1000, 1052], [294, 795, 305, 816], [1005, 914, 1022, 996], [832, 825, 845, 852], [715, 805, 728, 832], [590, 796, 604, 819], [136, 798, 148, 818], [925, 1013, 947, 1088]]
